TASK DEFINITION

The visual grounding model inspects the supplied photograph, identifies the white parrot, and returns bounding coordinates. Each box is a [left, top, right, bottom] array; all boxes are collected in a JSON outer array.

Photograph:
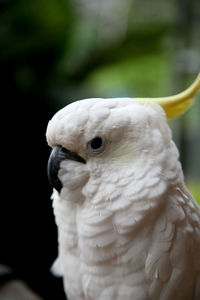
[[46, 74, 200, 300]]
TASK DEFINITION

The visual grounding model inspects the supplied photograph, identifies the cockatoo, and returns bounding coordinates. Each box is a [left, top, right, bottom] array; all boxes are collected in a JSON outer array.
[[46, 74, 200, 300]]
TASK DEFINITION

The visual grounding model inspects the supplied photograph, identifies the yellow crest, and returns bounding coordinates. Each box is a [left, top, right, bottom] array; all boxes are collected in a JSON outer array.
[[134, 73, 200, 119]]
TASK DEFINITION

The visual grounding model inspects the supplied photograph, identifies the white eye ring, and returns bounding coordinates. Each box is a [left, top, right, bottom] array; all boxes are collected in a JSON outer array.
[[87, 136, 106, 155]]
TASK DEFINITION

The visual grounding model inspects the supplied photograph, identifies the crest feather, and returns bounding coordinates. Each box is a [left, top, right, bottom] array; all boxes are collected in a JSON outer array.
[[134, 73, 200, 119]]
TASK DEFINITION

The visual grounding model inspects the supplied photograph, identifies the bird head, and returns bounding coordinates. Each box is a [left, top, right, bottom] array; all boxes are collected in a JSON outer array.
[[46, 74, 200, 199]]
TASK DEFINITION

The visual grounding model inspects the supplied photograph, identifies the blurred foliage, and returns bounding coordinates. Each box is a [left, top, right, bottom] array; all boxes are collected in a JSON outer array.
[[0, 0, 72, 60], [0, 0, 73, 112], [84, 52, 172, 97], [188, 182, 200, 204]]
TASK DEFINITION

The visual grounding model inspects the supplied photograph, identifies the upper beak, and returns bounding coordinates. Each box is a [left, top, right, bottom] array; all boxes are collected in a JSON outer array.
[[47, 145, 86, 193]]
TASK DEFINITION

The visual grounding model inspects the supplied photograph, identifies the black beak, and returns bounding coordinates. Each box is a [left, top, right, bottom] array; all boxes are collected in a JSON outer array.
[[47, 145, 86, 193]]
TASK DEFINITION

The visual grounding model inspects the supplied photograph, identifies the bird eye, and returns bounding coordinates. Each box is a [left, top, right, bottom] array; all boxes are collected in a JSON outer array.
[[87, 136, 106, 155]]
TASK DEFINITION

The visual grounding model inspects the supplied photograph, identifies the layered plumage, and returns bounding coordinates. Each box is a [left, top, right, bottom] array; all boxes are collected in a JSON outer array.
[[46, 76, 200, 300]]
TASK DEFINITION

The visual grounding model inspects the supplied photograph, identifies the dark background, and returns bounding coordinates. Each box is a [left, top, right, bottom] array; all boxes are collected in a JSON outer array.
[[0, 0, 71, 298], [0, 0, 199, 299]]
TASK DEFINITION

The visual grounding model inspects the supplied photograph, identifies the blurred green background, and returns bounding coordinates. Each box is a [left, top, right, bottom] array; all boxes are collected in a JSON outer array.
[[0, 0, 199, 299]]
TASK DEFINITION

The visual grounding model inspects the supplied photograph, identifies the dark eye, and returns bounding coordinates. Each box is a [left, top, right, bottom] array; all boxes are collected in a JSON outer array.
[[87, 136, 106, 154]]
